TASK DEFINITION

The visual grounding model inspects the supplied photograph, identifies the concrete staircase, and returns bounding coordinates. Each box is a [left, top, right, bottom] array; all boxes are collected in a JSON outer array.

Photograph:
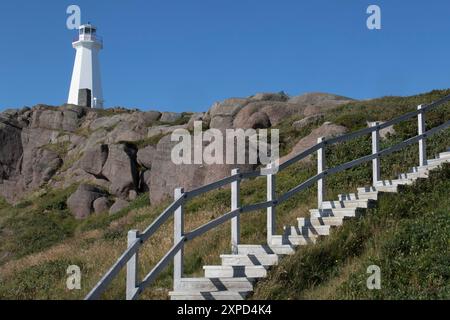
[[169, 149, 450, 300]]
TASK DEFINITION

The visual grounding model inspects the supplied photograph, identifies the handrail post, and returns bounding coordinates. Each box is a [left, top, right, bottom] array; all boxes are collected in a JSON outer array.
[[173, 187, 184, 290], [317, 137, 326, 208], [417, 104, 427, 166], [371, 122, 381, 184], [231, 168, 240, 254], [266, 163, 276, 244], [126, 230, 139, 300]]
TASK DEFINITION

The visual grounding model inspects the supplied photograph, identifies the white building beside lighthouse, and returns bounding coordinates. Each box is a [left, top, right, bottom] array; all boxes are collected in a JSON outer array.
[[68, 24, 104, 108]]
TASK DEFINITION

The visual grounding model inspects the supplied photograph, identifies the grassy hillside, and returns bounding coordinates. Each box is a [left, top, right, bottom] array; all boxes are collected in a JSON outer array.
[[252, 163, 450, 299], [0, 89, 449, 299]]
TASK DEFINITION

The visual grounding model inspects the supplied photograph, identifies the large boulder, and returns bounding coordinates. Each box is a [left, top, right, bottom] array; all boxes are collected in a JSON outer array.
[[233, 101, 303, 128], [78, 144, 109, 176], [67, 184, 107, 219], [288, 93, 354, 117], [281, 122, 348, 164], [101, 144, 139, 198], [249, 92, 289, 102], [109, 198, 129, 214], [149, 135, 253, 204], [187, 112, 205, 130], [160, 112, 182, 123], [292, 114, 325, 130], [137, 145, 155, 169], [208, 98, 249, 130], [93, 197, 111, 214], [31, 109, 80, 132]]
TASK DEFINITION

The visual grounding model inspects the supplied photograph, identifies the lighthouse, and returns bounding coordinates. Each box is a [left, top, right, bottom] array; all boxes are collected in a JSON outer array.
[[68, 24, 104, 108]]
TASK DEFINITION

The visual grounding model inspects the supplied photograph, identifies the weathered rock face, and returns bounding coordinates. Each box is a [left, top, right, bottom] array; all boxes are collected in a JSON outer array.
[[67, 184, 107, 219], [0, 91, 356, 214], [281, 122, 348, 164], [208, 98, 249, 129], [292, 114, 325, 130], [101, 143, 139, 198], [109, 198, 129, 214], [31, 108, 84, 132], [137, 145, 155, 169], [288, 93, 354, 117], [93, 197, 111, 214], [0, 119, 23, 180], [149, 135, 253, 204], [160, 112, 182, 123], [78, 144, 109, 176], [250, 92, 289, 102]]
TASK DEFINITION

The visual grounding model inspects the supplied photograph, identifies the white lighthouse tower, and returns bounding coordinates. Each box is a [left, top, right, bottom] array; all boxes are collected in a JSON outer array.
[[68, 24, 104, 108]]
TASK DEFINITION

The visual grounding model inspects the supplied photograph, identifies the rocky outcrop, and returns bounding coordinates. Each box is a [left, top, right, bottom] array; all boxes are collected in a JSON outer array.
[[0, 118, 23, 180], [67, 184, 107, 219], [208, 98, 249, 129], [101, 143, 139, 198], [288, 93, 354, 117], [149, 135, 253, 204], [0, 90, 357, 213], [78, 144, 109, 176], [281, 122, 348, 164], [292, 114, 325, 130], [160, 112, 182, 123], [109, 198, 129, 214], [137, 145, 155, 169], [93, 197, 111, 214]]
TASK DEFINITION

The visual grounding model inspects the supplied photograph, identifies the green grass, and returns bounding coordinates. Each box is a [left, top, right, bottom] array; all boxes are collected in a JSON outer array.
[[252, 164, 450, 299]]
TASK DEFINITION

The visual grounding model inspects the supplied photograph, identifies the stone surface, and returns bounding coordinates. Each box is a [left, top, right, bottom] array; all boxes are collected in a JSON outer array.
[[93, 197, 111, 214], [149, 135, 253, 204], [137, 145, 155, 169], [250, 92, 289, 102], [78, 144, 109, 176], [109, 198, 129, 214], [208, 98, 249, 129], [281, 122, 348, 164], [288, 93, 354, 117], [67, 184, 107, 219], [101, 144, 139, 198], [160, 112, 182, 123], [292, 114, 325, 130]]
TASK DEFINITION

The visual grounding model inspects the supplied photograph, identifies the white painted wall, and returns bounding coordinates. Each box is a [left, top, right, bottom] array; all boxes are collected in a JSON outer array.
[[68, 36, 104, 108]]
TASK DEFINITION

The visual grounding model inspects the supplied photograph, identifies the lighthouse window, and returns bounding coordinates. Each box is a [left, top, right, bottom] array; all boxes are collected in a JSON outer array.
[[80, 29, 84, 34], [85, 28, 91, 34]]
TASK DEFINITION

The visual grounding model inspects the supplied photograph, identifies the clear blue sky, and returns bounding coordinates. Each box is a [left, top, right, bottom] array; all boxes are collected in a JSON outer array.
[[1, 0, 449, 112]]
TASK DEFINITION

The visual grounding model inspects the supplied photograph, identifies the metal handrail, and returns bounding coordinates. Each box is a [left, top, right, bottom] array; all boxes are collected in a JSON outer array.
[[85, 94, 450, 300]]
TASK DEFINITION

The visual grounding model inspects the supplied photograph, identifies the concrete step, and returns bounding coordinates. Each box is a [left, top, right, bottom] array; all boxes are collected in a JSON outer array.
[[237, 244, 295, 255], [204, 265, 268, 278], [220, 254, 279, 266], [175, 277, 255, 291], [270, 234, 317, 246], [321, 199, 375, 209], [411, 160, 449, 172], [338, 192, 378, 201], [169, 290, 251, 300], [398, 170, 429, 180], [357, 185, 398, 193], [374, 179, 414, 187], [285, 225, 332, 236], [439, 151, 450, 158], [309, 208, 364, 218], [298, 216, 346, 227]]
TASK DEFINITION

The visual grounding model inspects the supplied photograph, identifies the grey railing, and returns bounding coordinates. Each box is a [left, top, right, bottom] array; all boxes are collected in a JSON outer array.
[[85, 94, 450, 300]]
